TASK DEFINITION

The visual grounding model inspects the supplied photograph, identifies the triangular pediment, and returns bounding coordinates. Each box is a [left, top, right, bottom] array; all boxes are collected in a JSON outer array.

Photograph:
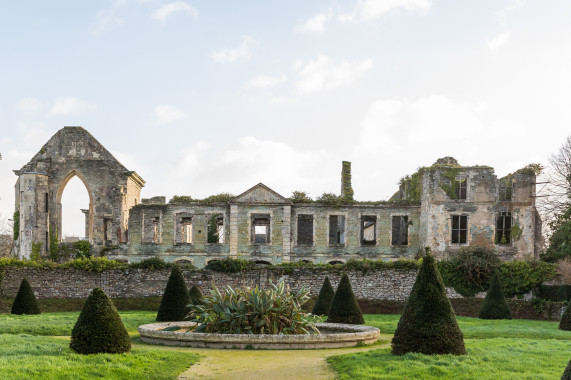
[[232, 183, 289, 204]]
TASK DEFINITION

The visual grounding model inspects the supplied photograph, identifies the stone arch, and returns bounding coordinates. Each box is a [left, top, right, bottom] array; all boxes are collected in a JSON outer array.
[[252, 259, 273, 266], [328, 260, 345, 265], [174, 257, 194, 266], [13, 127, 145, 259]]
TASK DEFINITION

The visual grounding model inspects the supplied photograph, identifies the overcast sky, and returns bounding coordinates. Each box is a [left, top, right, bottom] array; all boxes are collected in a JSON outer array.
[[1, 0, 571, 238]]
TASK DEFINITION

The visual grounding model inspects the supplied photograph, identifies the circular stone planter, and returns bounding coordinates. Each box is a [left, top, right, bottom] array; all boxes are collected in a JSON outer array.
[[138, 322, 380, 349]]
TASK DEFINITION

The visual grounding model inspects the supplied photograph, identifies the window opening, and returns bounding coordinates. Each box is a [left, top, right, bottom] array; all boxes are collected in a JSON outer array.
[[499, 179, 513, 201], [495, 212, 512, 244], [451, 215, 468, 244], [297, 214, 314, 245], [251, 214, 270, 244], [207, 214, 224, 244], [329, 215, 346, 245], [391, 215, 408, 245], [181, 217, 193, 244], [153, 217, 160, 243], [361, 215, 377, 246], [455, 176, 467, 200]]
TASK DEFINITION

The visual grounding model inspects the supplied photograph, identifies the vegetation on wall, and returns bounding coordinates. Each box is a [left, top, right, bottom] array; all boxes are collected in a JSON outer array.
[[49, 228, 59, 261], [437, 167, 464, 199], [169, 193, 235, 204], [341, 161, 354, 201], [12, 210, 19, 241], [290, 191, 312, 203], [30, 242, 42, 261]]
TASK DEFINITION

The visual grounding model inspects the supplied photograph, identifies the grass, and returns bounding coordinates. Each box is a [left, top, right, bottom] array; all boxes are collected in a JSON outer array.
[[328, 314, 571, 379], [0, 311, 157, 336]]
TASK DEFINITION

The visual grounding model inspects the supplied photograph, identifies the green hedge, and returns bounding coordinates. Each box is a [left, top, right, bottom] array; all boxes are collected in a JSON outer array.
[[535, 284, 571, 302]]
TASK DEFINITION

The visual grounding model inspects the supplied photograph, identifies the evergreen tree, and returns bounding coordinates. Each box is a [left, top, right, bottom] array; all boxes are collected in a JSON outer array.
[[189, 284, 203, 305], [478, 272, 512, 319], [327, 273, 364, 324], [70, 288, 131, 354], [11, 278, 41, 315], [392, 254, 466, 355], [156, 265, 190, 321], [560, 301, 571, 331], [312, 276, 335, 315], [563, 358, 571, 380]]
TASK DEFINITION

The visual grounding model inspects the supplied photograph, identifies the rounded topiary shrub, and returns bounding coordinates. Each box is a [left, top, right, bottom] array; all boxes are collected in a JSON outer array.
[[478, 272, 512, 320], [563, 358, 571, 380], [189, 284, 203, 305], [156, 265, 190, 322], [392, 254, 466, 356], [327, 273, 364, 324], [312, 276, 334, 316], [70, 287, 131, 354], [560, 301, 571, 331], [11, 278, 41, 315]]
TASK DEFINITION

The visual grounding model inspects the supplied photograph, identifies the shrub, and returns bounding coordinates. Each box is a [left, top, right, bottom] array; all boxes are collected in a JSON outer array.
[[560, 302, 571, 331], [156, 266, 190, 322], [69, 287, 131, 354], [204, 257, 255, 273], [497, 261, 556, 297], [312, 276, 334, 315], [72, 240, 91, 259], [189, 284, 203, 305], [131, 257, 171, 270], [563, 358, 571, 380], [535, 284, 571, 302], [60, 257, 128, 272], [478, 272, 512, 320], [392, 254, 466, 356], [188, 280, 317, 334], [11, 279, 40, 315], [327, 273, 364, 324]]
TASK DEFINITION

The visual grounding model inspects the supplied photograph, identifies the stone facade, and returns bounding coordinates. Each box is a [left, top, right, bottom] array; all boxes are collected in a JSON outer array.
[[14, 127, 541, 265]]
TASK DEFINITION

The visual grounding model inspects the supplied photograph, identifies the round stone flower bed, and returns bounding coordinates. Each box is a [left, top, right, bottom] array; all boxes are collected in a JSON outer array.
[[138, 322, 380, 349]]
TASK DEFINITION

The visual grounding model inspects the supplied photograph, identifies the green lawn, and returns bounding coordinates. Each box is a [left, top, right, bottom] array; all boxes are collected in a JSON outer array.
[[328, 314, 571, 379]]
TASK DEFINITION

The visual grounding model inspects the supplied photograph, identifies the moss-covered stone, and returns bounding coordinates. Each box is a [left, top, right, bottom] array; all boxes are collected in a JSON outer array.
[[70, 288, 131, 354], [392, 254, 466, 355], [478, 272, 512, 320], [156, 265, 190, 321], [327, 273, 364, 324], [312, 276, 334, 316], [11, 278, 40, 315], [559, 301, 571, 331]]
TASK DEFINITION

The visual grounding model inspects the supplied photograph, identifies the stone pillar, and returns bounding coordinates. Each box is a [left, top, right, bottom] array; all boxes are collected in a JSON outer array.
[[81, 209, 89, 240], [282, 205, 291, 263], [230, 204, 238, 257]]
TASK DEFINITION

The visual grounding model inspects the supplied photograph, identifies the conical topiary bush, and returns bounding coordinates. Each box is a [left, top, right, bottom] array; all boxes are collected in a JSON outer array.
[[563, 358, 571, 380], [11, 278, 41, 315], [327, 273, 364, 324], [189, 284, 203, 305], [156, 265, 190, 321], [70, 287, 131, 354], [392, 254, 466, 355], [478, 272, 512, 319], [312, 276, 335, 316], [560, 301, 571, 331]]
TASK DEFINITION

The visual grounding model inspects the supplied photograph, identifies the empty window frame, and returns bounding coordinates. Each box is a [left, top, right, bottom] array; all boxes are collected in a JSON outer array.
[[455, 176, 467, 200], [143, 214, 161, 243], [251, 214, 270, 244], [391, 216, 408, 246], [297, 214, 314, 245], [329, 215, 346, 245], [207, 214, 224, 244], [499, 178, 513, 201], [153, 217, 160, 243], [361, 215, 377, 246], [451, 215, 468, 244], [495, 212, 512, 244], [181, 217, 193, 244]]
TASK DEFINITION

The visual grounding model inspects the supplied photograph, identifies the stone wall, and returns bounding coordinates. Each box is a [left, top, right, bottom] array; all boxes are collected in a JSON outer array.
[[1, 267, 422, 301]]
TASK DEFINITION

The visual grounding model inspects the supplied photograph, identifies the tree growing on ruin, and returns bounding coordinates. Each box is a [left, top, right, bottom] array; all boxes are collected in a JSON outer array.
[[312, 276, 335, 316], [327, 273, 364, 324], [70, 287, 131, 354], [560, 301, 571, 331], [478, 272, 512, 319], [11, 278, 41, 315], [392, 254, 466, 355], [156, 265, 190, 321]]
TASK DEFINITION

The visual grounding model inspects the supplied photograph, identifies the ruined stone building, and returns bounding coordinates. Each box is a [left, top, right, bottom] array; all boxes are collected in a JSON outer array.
[[13, 127, 542, 266]]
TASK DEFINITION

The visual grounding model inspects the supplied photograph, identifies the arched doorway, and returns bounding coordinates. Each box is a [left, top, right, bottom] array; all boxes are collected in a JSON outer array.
[[58, 173, 92, 242]]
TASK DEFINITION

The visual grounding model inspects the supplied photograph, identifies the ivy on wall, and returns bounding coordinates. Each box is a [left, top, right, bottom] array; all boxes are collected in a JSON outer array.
[[12, 210, 19, 241]]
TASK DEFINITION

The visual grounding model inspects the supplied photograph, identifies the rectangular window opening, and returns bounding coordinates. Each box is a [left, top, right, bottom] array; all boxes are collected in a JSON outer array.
[[45, 193, 49, 213], [451, 215, 468, 244], [297, 214, 314, 245], [499, 180, 513, 201], [495, 212, 512, 244], [391, 216, 408, 246], [329, 215, 346, 245], [361, 216, 377, 246], [153, 217, 160, 243], [251, 214, 270, 244], [207, 214, 224, 244], [455, 176, 467, 200], [181, 217, 193, 244]]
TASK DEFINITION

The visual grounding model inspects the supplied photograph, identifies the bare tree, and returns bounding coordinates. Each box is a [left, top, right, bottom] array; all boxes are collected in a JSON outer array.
[[0, 212, 13, 258]]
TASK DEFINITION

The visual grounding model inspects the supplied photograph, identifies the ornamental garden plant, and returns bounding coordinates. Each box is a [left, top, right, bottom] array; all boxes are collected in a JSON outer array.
[[11, 278, 41, 315], [560, 301, 571, 330], [189, 284, 203, 305], [478, 272, 512, 319], [70, 287, 131, 354], [156, 265, 190, 322], [392, 254, 466, 355], [312, 276, 334, 316], [327, 273, 364, 324]]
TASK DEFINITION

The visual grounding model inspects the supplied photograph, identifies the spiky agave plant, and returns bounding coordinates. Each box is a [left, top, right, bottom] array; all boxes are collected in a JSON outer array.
[[187, 279, 319, 335]]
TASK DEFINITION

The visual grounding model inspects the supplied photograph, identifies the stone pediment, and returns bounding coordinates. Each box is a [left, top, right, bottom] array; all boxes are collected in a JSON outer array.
[[232, 183, 289, 204]]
